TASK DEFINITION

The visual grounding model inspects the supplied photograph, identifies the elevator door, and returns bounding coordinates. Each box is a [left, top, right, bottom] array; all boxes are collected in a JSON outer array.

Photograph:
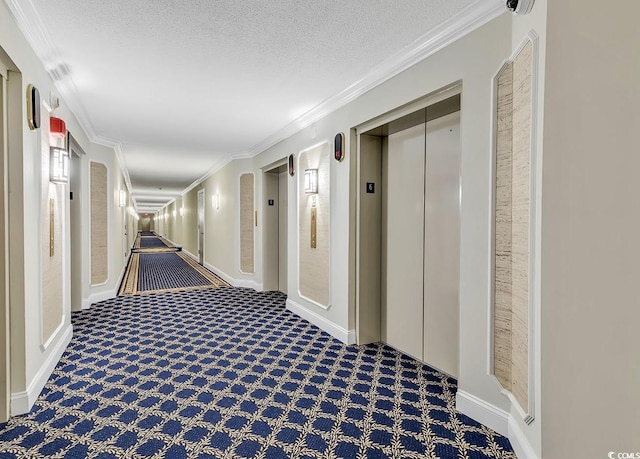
[[383, 123, 425, 361], [383, 111, 460, 376]]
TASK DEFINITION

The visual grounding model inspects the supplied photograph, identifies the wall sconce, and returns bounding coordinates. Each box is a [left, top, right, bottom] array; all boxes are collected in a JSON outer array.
[[212, 193, 220, 210], [304, 169, 318, 194], [50, 147, 69, 184], [179, 207, 184, 217], [119, 190, 126, 207]]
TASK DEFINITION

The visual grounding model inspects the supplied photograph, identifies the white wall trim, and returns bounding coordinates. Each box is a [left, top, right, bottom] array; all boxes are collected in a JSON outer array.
[[508, 415, 538, 459], [11, 323, 72, 416], [183, 248, 198, 262], [39, 315, 66, 351], [204, 261, 262, 291], [456, 390, 538, 459], [456, 390, 509, 437], [81, 288, 116, 309], [242, 0, 505, 159], [82, 261, 126, 309], [286, 298, 355, 345]]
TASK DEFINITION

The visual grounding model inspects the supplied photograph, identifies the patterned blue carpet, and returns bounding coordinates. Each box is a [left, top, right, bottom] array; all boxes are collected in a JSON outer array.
[[139, 237, 169, 249], [138, 253, 212, 292], [0, 288, 515, 458]]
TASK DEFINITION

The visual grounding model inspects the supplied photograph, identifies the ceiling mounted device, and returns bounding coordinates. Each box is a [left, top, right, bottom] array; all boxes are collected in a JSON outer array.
[[506, 0, 534, 14]]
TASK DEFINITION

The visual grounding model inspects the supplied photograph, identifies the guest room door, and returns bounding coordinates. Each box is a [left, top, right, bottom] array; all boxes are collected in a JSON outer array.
[[197, 189, 205, 265]]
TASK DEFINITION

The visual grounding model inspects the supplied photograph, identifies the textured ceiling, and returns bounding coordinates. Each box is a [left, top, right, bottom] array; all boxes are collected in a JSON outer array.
[[26, 0, 480, 211]]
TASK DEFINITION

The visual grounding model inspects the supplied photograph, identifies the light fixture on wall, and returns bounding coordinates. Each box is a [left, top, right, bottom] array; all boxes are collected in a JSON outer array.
[[212, 193, 220, 210], [50, 147, 70, 184], [179, 207, 184, 217], [304, 169, 318, 194], [119, 190, 126, 207]]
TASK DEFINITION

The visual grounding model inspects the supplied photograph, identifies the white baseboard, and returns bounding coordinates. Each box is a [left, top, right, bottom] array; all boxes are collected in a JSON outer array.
[[82, 288, 117, 309], [508, 415, 538, 459], [456, 390, 538, 459], [203, 262, 262, 291], [456, 390, 509, 436], [11, 323, 73, 415], [183, 249, 198, 261], [82, 261, 128, 309], [286, 298, 356, 345]]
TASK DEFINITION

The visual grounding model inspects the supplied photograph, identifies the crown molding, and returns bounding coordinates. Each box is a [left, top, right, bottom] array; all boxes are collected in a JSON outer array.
[[180, 154, 234, 197], [242, 0, 505, 159], [178, 0, 505, 196], [7, 0, 506, 203], [3, 0, 134, 198]]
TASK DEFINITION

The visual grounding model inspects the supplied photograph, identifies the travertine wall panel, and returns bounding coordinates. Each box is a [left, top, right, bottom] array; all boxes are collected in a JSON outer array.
[[298, 143, 330, 307], [511, 41, 532, 410], [494, 62, 513, 390], [90, 162, 108, 284], [493, 41, 532, 411], [239, 174, 254, 273]]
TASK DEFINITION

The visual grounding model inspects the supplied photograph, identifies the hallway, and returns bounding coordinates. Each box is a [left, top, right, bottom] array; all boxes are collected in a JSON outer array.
[[2, 1, 638, 457], [0, 278, 516, 458]]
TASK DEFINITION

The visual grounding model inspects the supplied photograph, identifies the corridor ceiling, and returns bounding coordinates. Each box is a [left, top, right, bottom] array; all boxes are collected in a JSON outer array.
[[12, 0, 494, 211]]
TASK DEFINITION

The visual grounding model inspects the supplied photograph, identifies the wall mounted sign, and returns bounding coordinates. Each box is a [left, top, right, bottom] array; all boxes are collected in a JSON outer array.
[[26, 84, 41, 130], [334, 132, 345, 162]]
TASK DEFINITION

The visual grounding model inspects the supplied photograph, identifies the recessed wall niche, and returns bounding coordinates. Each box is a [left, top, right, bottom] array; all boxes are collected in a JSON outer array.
[[239, 173, 255, 273], [90, 162, 108, 285], [492, 33, 537, 422], [298, 142, 330, 308]]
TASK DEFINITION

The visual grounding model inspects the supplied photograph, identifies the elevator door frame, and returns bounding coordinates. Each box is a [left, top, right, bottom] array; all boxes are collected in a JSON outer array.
[[261, 160, 288, 293], [354, 83, 462, 370]]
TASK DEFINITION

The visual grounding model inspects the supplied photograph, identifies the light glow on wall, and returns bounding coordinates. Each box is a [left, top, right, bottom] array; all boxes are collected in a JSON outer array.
[[50, 147, 69, 184]]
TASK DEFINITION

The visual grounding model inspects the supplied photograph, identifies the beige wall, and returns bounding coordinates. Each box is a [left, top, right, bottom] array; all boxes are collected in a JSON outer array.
[[181, 187, 199, 256], [41, 115, 63, 344], [1, 0, 128, 414], [541, 0, 640, 455], [298, 143, 330, 307], [204, 161, 246, 281]]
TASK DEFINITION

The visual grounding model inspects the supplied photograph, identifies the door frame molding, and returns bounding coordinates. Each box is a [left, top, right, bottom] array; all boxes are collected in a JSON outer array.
[[353, 82, 461, 346], [0, 60, 9, 423], [197, 188, 205, 265], [261, 159, 287, 292]]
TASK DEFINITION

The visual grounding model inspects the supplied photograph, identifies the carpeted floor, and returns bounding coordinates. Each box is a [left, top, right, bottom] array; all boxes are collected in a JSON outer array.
[[139, 237, 169, 249], [119, 251, 230, 296], [0, 288, 515, 458]]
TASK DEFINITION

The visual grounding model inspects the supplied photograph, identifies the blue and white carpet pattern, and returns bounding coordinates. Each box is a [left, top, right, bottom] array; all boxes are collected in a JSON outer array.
[[0, 289, 515, 458], [138, 253, 211, 292], [139, 237, 169, 249]]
